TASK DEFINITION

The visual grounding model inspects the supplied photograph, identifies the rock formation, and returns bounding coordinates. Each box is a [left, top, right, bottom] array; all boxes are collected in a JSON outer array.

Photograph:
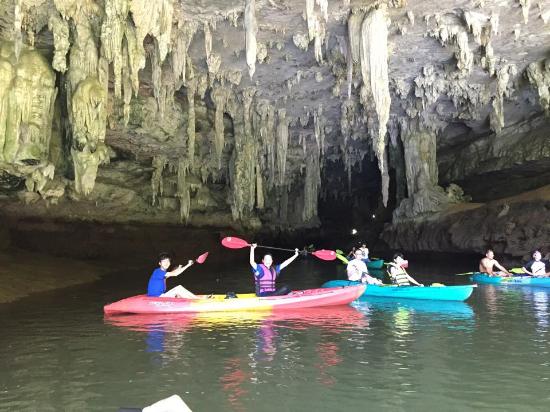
[[0, 1, 548, 255]]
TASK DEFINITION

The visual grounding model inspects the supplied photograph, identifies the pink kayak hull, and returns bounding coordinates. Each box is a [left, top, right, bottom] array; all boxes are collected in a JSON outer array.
[[103, 285, 365, 315]]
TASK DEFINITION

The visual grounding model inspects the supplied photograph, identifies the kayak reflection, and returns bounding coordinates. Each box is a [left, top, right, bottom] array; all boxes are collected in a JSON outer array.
[[352, 296, 475, 321], [104, 305, 368, 332]]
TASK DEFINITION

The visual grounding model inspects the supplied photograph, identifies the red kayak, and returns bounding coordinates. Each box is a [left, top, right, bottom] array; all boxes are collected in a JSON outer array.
[[103, 285, 365, 315]]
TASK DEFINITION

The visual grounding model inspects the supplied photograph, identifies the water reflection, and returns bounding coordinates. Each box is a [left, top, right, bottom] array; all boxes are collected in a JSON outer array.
[[105, 306, 369, 407], [353, 296, 475, 321], [221, 357, 249, 412], [520, 287, 549, 331]]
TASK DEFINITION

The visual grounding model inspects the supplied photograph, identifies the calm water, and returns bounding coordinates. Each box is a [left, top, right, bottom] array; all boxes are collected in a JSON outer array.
[[1, 255, 549, 411]]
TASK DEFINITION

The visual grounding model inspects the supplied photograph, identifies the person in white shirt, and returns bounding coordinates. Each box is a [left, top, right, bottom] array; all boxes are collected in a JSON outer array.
[[521, 250, 550, 277], [346, 250, 382, 285], [359, 243, 370, 262]]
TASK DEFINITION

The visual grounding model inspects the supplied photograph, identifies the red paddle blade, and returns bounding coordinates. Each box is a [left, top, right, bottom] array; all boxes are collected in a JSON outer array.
[[196, 252, 209, 264], [311, 249, 337, 261], [221, 236, 251, 249]]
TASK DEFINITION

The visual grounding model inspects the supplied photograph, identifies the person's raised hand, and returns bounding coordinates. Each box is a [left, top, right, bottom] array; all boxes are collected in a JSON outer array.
[[251, 243, 257, 249], [294, 248, 299, 255], [187, 259, 194, 266]]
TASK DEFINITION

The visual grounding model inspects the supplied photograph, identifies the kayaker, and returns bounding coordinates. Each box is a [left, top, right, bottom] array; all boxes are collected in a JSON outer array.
[[521, 250, 550, 277], [359, 243, 370, 262], [250, 243, 299, 296], [147, 253, 197, 298], [388, 253, 423, 286], [347, 250, 382, 285], [479, 249, 511, 277], [346, 246, 357, 259]]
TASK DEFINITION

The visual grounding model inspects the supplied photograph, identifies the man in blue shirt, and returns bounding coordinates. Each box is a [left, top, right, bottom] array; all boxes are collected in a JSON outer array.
[[147, 252, 196, 298]]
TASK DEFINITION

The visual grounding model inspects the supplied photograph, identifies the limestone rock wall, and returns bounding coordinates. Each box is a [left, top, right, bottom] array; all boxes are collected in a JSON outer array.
[[381, 185, 550, 258], [0, 1, 548, 237]]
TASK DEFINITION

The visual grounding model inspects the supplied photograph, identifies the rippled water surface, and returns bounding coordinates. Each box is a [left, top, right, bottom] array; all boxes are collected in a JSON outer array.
[[1, 256, 549, 411]]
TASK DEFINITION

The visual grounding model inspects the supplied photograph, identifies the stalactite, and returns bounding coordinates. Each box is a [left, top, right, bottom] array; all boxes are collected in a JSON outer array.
[[490, 64, 517, 133], [122, 43, 132, 125], [519, 0, 531, 24], [306, 0, 316, 40], [302, 140, 321, 222], [101, 0, 129, 98], [526, 59, 550, 115], [186, 79, 197, 166], [313, 105, 325, 156], [151, 155, 167, 206], [66, 16, 99, 97], [313, 18, 326, 63], [257, 100, 277, 189], [48, 11, 70, 73], [150, 45, 163, 116], [346, 31, 353, 99], [256, 162, 264, 209], [204, 22, 212, 59], [303, 0, 327, 63], [211, 86, 231, 168], [229, 89, 258, 220], [171, 22, 197, 85], [176, 158, 190, 223], [129, 0, 173, 76], [70, 77, 109, 196], [360, 6, 391, 206], [348, 11, 362, 64], [244, 0, 257, 78], [13, 0, 23, 60], [276, 108, 289, 187], [428, 14, 473, 74]]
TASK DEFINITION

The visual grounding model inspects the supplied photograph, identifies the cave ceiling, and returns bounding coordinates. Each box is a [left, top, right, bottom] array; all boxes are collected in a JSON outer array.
[[0, 0, 549, 230]]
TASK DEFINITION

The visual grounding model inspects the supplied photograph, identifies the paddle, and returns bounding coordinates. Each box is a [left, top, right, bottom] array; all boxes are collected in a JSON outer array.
[[454, 271, 475, 276], [195, 252, 209, 264], [335, 253, 349, 264], [455, 267, 524, 276], [221, 236, 337, 261]]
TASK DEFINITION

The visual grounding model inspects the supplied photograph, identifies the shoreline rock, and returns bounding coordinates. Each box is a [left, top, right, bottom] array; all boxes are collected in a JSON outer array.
[[0, 248, 106, 304], [382, 185, 550, 259]]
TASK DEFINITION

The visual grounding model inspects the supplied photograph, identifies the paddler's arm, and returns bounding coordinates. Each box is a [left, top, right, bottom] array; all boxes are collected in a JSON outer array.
[[494, 260, 510, 275], [406, 274, 423, 286], [166, 260, 193, 278], [249, 243, 257, 269], [280, 248, 299, 270]]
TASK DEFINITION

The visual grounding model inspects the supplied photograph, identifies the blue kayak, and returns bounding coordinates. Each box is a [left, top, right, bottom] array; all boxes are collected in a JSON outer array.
[[471, 273, 550, 288], [322, 280, 475, 301]]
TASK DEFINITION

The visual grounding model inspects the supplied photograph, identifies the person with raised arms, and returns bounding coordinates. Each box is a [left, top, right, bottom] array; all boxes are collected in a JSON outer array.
[[346, 249, 382, 285], [359, 243, 370, 262], [479, 249, 511, 277], [388, 253, 423, 286], [147, 252, 196, 298], [521, 250, 550, 277], [250, 243, 299, 296]]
